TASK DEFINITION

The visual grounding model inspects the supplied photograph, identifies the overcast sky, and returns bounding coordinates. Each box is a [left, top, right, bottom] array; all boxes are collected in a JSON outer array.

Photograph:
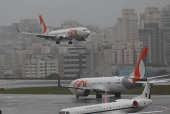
[[0, 0, 169, 27]]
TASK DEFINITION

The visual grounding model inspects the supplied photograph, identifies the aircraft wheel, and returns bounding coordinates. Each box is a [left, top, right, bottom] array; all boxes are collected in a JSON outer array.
[[96, 94, 102, 99], [68, 41, 72, 44], [115, 93, 121, 98], [56, 41, 60, 44], [99, 94, 102, 98], [76, 95, 79, 99]]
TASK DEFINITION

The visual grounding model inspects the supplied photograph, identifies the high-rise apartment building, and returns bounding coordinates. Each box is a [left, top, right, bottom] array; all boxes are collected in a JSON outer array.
[[117, 9, 139, 42], [162, 4, 170, 28], [140, 7, 162, 28], [19, 19, 41, 44], [59, 48, 91, 78], [161, 4, 170, 66], [22, 55, 58, 78], [139, 23, 163, 64], [123, 41, 143, 65]]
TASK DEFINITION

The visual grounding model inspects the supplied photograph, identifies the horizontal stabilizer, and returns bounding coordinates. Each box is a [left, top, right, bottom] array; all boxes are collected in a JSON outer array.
[[148, 74, 170, 80], [129, 110, 167, 114]]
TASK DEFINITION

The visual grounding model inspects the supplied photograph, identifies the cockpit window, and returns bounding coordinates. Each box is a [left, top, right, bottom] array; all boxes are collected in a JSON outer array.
[[83, 29, 88, 31], [59, 111, 66, 114], [66, 111, 70, 114]]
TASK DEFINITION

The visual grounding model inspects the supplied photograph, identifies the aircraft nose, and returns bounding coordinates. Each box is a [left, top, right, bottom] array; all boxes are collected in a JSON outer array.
[[87, 30, 90, 35]]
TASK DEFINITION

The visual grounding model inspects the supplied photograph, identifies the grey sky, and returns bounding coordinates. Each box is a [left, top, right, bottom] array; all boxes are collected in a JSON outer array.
[[0, 0, 169, 27]]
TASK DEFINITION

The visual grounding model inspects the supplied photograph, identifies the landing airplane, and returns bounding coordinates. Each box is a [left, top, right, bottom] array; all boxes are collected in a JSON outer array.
[[59, 81, 169, 114], [17, 15, 94, 44], [58, 47, 170, 99]]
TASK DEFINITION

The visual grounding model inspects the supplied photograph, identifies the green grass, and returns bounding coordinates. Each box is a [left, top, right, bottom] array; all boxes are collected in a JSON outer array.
[[122, 85, 170, 95], [1, 85, 170, 95]]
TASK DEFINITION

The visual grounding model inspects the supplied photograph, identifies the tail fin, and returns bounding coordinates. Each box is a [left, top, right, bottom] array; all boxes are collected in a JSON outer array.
[[133, 82, 153, 99], [129, 47, 148, 83], [39, 15, 50, 35]]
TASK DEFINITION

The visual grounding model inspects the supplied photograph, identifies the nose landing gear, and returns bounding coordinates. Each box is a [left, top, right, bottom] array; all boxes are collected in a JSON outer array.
[[96, 93, 102, 99], [68, 40, 72, 44]]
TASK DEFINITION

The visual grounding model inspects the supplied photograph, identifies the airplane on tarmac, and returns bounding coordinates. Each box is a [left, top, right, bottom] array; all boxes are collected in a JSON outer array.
[[58, 80, 169, 114], [17, 15, 95, 44], [58, 47, 170, 99]]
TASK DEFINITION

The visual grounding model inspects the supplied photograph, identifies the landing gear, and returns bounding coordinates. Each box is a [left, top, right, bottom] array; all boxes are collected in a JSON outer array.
[[68, 40, 72, 44], [96, 93, 102, 99], [56, 41, 60, 44], [76, 95, 79, 99], [82, 38, 86, 41], [115, 92, 121, 98]]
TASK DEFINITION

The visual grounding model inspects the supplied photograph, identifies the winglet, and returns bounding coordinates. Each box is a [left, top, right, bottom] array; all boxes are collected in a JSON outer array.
[[16, 26, 21, 33], [58, 76, 61, 87]]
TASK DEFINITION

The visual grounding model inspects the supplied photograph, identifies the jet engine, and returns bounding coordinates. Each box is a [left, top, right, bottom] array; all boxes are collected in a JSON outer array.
[[76, 89, 90, 96], [132, 100, 139, 107]]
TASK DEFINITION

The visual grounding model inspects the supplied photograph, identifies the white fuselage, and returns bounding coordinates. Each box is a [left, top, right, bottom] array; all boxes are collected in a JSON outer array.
[[48, 27, 90, 41], [59, 99, 152, 114], [69, 77, 129, 94]]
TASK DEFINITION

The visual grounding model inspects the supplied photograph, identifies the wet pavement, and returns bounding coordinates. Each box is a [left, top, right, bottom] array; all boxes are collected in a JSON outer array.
[[0, 94, 169, 114]]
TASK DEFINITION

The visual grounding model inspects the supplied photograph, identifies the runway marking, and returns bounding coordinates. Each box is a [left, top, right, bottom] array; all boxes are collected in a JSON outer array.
[[0, 95, 45, 99], [154, 105, 170, 110]]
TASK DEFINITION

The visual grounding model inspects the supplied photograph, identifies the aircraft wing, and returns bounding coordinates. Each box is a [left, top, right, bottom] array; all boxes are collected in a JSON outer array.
[[16, 27, 56, 40], [129, 110, 167, 114], [147, 74, 170, 80], [58, 78, 109, 93], [58, 85, 108, 93]]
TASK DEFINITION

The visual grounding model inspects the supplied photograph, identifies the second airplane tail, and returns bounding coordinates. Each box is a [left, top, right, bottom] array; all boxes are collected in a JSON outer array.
[[39, 15, 50, 35], [129, 47, 148, 83]]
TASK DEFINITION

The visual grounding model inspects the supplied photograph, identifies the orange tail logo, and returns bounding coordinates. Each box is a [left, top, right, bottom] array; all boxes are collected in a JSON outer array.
[[132, 47, 148, 83]]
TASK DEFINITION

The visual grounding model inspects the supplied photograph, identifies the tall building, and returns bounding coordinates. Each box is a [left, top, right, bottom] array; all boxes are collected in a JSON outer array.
[[139, 23, 163, 64], [61, 20, 83, 29], [161, 4, 170, 66], [138, 29, 152, 63], [86, 33, 103, 45], [59, 48, 91, 78], [112, 42, 126, 64], [123, 41, 143, 65], [19, 19, 41, 44], [117, 9, 139, 42], [102, 27, 116, 44], [22, 55, 58, 78], [160, 28, 170, 66], [140, 7, 162, 28], [162, 4, 170, 28]]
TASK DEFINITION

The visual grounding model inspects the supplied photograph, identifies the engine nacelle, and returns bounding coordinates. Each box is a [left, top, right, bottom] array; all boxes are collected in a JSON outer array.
[[76, 89, 90, 96]]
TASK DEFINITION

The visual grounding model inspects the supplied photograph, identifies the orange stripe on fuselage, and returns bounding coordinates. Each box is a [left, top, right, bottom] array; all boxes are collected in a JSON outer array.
[[133, 47, 148, 83]]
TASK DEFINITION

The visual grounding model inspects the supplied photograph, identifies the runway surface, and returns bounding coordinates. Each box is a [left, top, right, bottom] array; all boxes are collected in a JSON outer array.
[[0, 94, 169, 114]]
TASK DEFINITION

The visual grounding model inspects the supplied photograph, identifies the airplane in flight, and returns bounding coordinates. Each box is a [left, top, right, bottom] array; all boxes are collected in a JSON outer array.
[[58, 81, 169, 114], [58, 47, 170, 99], [17, 15, 94, 44]]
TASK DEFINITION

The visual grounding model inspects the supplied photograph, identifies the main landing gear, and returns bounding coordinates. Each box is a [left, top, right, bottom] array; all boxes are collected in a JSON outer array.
[[56, 41, 60, 44], [76, 95, 79, 99], [115, 92, 121, 98], [96, 93, 102, 99], [68, 40, 72, 44]]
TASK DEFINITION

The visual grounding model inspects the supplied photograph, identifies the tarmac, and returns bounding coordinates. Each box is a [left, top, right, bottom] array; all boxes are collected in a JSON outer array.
[[0, 94, 169, 114]]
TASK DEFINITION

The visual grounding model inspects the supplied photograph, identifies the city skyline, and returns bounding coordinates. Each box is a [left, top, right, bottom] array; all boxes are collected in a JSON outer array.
[[0, 0, 169, 27]]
